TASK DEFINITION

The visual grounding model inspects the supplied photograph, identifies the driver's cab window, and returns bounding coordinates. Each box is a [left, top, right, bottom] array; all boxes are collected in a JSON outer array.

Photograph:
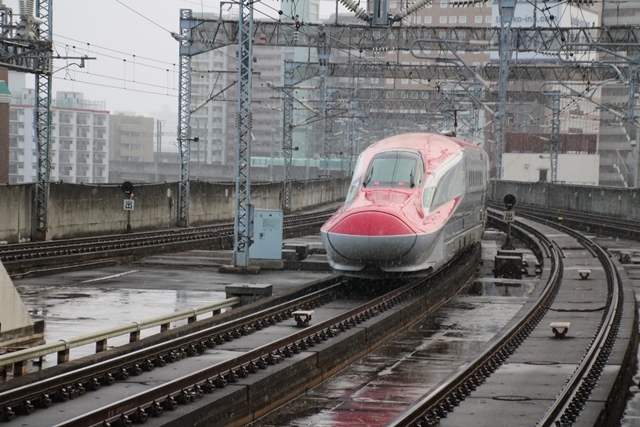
[[363, 150, 424, 189]]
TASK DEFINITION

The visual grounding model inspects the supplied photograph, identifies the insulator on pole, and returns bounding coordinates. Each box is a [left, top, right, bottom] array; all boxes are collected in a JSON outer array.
[[339, 0, 370, 22]]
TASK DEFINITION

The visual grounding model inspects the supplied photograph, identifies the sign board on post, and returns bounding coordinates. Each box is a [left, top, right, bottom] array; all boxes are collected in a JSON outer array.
[[504, 210, 514, 223], [124, 199, 135, 211]]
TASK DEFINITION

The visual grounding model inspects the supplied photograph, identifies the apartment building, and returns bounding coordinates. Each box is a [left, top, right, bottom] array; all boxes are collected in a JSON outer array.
[[361, 0, 602, 183], [7, 81, 110, 184], [599, 0, 640, 186], [0, 68, 9, 183], [107, 112, 155, 182], [187, 3, 319, 180]]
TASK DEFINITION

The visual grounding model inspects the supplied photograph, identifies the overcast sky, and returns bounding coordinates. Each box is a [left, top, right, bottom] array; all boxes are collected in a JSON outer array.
[[5, 0, 345, 118]]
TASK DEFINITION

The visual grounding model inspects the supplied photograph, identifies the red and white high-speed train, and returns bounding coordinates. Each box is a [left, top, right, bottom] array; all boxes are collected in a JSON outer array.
[[321, 132, 489, 278]]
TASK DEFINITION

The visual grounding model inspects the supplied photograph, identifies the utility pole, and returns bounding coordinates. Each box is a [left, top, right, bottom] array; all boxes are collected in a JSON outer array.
[[177, 9, 193, 228], [495, 0, 517, 180], [549, 92, 560, 182], [233, 0, 254, 267], [32, 0, 52, 241], [282, 61, 294, 214]]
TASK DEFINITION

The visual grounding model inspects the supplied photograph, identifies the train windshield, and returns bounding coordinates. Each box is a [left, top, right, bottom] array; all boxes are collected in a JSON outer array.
[[363, 151, 423, 189]]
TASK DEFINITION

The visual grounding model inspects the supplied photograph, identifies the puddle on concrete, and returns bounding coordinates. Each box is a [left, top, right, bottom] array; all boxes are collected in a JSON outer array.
[[13, 286, 227, 371], [251, 275, 539, 427], [466, 279, 536, 298]]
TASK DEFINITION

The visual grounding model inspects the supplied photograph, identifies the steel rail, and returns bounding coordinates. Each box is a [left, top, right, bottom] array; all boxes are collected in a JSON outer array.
[[52, 256, 472, 427], [0, 298, 241, 370], [520, 213, 624, 427], [0, 210, 334, 261], [0, 277, 347, 421], [387, 210, 562, 426], [487, 201, 640, 241]]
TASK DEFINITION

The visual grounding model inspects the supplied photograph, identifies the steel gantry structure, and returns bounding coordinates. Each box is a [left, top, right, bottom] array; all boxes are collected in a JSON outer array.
[[176, 4, 254, 266], [495, 0, 516, 180], [177, 5, 640, 230], [183, 18, 640, 55]]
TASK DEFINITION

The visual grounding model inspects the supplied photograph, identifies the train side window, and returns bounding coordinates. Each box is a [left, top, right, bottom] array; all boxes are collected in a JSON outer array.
[[432, 164, 464, 206], [344, 153, 367, 206], [423, 153, 464, 211]]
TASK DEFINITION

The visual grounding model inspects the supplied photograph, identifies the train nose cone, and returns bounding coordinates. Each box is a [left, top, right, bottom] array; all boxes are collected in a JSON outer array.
[[325, 212, 417, 261], [330, 211, 414, 236]]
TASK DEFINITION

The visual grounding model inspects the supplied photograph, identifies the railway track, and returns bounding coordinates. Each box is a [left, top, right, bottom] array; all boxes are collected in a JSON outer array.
[[2, 204, 636, 426], [488, 200, 640, 241], [1, 210, 333, 277], [387, 208, 633, 427], [0, 275, 345, 425], [0, 246, 481, 427]]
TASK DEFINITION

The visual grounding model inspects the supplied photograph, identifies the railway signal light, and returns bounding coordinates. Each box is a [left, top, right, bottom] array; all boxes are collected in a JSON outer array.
[[121, 181, 134, 198], [504, 194, 516, 211]]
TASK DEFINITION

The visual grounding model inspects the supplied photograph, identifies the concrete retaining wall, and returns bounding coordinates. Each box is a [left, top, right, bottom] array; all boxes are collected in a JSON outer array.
[[0, 184, 32, 243], [5, 179, 635, 243], [0, 261, 33, 333], [0, 178, 350, 243], [490, 180, 640, 219]]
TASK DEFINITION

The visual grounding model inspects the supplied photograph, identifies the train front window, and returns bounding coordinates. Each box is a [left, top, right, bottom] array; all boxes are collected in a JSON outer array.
[[363, 151, 423, 189]]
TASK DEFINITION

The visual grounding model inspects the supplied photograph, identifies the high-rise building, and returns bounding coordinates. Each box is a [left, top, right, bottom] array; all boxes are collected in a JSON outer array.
[[7, 72, 110, 184], [599, 0, 640, 186], [108, 112, 155, 182], [186, 4, 321, 180], [109, 112, 154, 164], [0, 68, 10, 183], [325, 1, 602, 183]]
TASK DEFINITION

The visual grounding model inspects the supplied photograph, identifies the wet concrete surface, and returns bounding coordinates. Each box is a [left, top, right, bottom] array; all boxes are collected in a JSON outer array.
[[249, 233, 540, 426], [11, 242, 330, 370], [6, 230, 551, 426]]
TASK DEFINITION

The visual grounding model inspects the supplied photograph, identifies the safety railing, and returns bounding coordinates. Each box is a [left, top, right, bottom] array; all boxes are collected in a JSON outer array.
[[1, 297, 240, 377]]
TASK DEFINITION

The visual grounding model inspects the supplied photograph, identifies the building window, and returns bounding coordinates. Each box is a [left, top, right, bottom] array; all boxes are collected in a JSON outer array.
[[439, 16, 447, 24], [475, 15, 482, 23], [460, 16, 467, 24]]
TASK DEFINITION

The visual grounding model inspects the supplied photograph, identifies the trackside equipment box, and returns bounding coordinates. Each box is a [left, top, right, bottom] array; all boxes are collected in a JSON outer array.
[[251, 209, 283, 260]]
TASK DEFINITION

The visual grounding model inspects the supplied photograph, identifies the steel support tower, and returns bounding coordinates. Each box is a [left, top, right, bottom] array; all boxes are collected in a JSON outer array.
[[177, 9, 193, 228], [233, 0, 254, 267], [33, 0, 53, 241], [495, 0, 516, 180], [282, 61, 294, 214], [317, 32, 330, 178], [549, 92, 560, 182]]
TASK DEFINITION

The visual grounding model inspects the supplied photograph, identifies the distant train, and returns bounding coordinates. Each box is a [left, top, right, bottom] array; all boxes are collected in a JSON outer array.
[[320, 132, 489, 278]]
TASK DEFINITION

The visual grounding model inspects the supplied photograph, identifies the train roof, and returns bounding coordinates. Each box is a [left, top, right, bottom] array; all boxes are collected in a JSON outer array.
[[362, 132, 483, 171]]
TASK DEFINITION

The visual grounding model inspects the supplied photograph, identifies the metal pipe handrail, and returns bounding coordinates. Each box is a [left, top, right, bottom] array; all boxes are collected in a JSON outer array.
[[0, 297, 240, 368]]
